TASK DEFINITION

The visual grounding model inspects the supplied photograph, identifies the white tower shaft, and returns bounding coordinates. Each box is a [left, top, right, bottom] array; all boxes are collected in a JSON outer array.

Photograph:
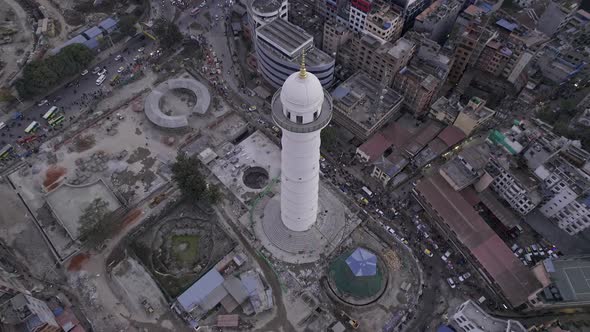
[[280, 130, 322, 231]]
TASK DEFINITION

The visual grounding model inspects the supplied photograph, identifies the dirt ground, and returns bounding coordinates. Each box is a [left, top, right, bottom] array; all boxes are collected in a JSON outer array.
[[0, 0, 34, 87], [0, 181, 62, 281]]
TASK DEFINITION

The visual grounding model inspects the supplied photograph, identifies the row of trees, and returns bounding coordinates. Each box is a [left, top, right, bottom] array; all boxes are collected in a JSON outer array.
[[16, 44, 94, 99]]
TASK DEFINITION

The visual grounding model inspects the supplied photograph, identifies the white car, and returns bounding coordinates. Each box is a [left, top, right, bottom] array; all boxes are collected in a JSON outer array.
[[81, 69, 89, 76], [200, 1, 206, 7], [117, 66, 125, 73], [114, 54, 122, 61], [37, 99, 48, 107], [96, 74, 106, 86], [384, 226, 395, 235], [0, 122, 5, 130], [92, 66, 101, 74], [447, 278, 456, 289], [441, 250, 452, 262], [98, 68, 107, 76], [138, 47, 145, 53]]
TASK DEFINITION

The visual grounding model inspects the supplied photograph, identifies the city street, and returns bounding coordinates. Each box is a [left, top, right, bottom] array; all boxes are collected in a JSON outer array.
[[0, 36, 155, 161]]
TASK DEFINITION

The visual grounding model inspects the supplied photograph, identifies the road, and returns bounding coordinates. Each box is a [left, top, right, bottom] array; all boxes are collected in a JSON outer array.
[[0, 36, 156, 160]]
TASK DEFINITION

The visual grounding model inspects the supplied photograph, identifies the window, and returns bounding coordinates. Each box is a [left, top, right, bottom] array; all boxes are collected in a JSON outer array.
[[287, 111, 291, 120], [296, 115, 303, 124], [313, 111, 318, 120]]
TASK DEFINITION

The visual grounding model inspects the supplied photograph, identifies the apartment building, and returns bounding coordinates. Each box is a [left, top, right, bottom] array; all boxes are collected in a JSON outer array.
[[0, 293, 61, 332], [487, 157, 542, 215], [323, 22, 352, 56], [364, 4, 404, 42], [349, 0, 374, 32], [414, 0, 463, 44], [331, 71, 403, 140], [340, 34, 416, 86], [453, 97, 495, 136]]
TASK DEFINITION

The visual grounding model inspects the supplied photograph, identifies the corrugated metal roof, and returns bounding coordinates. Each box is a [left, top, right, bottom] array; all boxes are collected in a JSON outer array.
[[176, 269, 224, 312], [357, 133, 391, 163], [83, 26, 103, 39], [416, 174, 542, 306], [98, 17, 118, 31], [437, 125, 465, 147]]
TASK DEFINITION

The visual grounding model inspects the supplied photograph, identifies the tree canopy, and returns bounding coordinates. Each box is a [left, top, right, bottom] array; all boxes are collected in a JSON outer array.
[[153, 18, 183, 49], [118, 15, 138, 36], [16, 44, 94, 99], [171, 153, 221, 204]]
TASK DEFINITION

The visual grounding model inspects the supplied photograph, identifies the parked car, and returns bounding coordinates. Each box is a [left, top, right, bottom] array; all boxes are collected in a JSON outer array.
[[114, 54, 122, 61], [138, 47, 145, 53], [384, 226, 395, 235], [424, 249, 433, 257], [92, 66, 101, 74], [117, 66, 125, 73], [441, 250, 452, 262], [37, 99, 48, 107], [447, 277, 456, 289], [81, 69, 89, 76]]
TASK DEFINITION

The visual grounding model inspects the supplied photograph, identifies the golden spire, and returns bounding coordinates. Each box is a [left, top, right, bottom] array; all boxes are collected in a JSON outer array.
[[299, 49, 307, 79]]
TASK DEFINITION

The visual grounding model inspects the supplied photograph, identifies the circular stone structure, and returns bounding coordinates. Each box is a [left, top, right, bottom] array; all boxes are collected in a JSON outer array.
[[327, 248, 387, 304], [243, 166, 269, 189], [144, 78, 211, 129]]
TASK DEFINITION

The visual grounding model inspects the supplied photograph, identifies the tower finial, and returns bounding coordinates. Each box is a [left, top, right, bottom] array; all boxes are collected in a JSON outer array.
[[299, 48, 307, 79]]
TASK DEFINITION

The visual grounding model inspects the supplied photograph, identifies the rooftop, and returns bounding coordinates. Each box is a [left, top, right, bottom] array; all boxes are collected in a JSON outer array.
[[250, 0, 283, 14], [386, 37, 415, 59], [367, 4, 402, 28], [403, 120, 445, 157], [331, 71, 403, 132], [437, 125, 466, 147], [373, 152, 408, 177], [176, 269, 225, 313], [455, 300, 527, 332], [439, 144, 490, 189], [416, 174, 542, 306], [357, 132, 392, 163], [256, 18, 312, 57], [416, 0, 462, 24]]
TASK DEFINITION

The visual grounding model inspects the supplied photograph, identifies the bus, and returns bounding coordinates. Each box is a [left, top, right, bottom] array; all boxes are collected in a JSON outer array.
[[48, 114, 65, 127], [42, 106, 59, 120], [190, 7, 200, 16], [361, 186, 373, 197], [24, 121, 39, 134], [0, 144, 12, 159]]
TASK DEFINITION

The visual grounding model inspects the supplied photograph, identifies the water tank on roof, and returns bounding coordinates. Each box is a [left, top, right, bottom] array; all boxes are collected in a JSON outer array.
[[383, 22, 391, 29]]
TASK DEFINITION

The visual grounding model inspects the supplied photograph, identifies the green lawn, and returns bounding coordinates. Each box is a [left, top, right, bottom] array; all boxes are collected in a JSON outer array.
[[171, 234, 200, 264]]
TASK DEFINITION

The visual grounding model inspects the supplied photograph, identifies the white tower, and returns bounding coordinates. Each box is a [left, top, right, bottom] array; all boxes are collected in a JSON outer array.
[[271, 52, 333, 232]]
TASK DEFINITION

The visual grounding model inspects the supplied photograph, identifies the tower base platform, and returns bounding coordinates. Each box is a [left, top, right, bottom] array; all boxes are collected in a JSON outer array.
[[247, 182, 362, 264]]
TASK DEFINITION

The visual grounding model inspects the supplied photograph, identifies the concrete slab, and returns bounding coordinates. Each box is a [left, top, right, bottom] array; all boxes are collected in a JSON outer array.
[[209, 130, 281, 204], [45, 179, 121, 239]]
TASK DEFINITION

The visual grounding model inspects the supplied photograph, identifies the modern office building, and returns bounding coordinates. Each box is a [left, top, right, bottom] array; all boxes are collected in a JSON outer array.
[[255, 18, 335, 88], [271, 59, 333, 231]]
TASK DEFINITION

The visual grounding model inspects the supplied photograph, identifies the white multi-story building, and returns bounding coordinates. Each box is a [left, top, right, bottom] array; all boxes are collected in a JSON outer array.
[[536, 156, 590, 235], [452, 300, 527, 332], [271, 58, 333, 231], [487, 158, 541, 215]]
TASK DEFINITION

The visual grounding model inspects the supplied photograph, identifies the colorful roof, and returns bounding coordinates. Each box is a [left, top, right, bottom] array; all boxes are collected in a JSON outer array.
[[346, 248, 378, 277]]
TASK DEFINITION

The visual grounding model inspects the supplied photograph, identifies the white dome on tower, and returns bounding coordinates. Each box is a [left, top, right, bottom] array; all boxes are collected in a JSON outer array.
[[279, 69, 324, 124]]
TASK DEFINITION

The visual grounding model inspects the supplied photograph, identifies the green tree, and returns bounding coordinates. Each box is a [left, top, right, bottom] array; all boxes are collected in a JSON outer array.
[[321, 126, 337, 149], [153, 18, 183, 49], [16, 44, 93, 99], [118, 15, 138, 36], [171, 153, 220, 204]]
